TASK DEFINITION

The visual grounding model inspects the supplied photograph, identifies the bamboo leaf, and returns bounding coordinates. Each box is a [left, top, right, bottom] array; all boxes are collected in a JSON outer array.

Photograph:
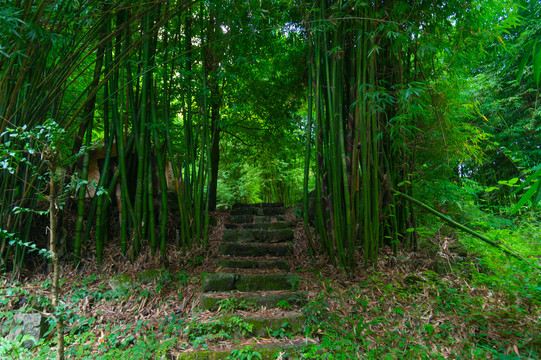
[[516, 47, 531, 83], [509, 179, 540, 215], [535, 44, 541, 86]]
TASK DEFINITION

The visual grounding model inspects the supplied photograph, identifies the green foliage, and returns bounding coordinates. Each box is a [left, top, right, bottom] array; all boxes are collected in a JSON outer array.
[[0, 335, 41, 359], [216, 298, 255, 313], [217, 162, 262, 206], [266, 321, 293, 340], [276, 299, 292, 310], [226, 346, 262, 360], [186, 316, 254, 349]]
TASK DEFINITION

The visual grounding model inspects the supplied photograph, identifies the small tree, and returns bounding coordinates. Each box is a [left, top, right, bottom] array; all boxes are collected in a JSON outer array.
[[1, 120, 79, 360]]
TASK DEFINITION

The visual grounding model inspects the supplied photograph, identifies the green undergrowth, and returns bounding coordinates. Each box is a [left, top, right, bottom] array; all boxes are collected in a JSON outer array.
[[1, 231, 539, 360], [297, 275, 539, 359]]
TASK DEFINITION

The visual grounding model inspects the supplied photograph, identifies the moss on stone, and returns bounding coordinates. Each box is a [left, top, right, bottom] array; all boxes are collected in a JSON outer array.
[[236, 274, 295, 292], [230, 207, 254, 216], [219, 243, 293, 257], [136, 269, 161, 284], [230, 215, 253, 223], [202, 273, 237, 292], [176, 342, 313, 359], [222, 229, 256, 243], [108, 274, 132, 290], [216, 258, 290, 271], [200, 292, 305, 310]]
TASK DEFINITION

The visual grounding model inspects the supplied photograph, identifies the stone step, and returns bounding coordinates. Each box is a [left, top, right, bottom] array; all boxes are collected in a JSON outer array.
[[219, 243, 293, 257], [232, 202, 284, 209], [229, 214, 282, 225], [230, 215, 253, 223], [177, 339, 318, 359], [255, 215, 285, 223], [243, 221, 293, 229], [200, 291, 305, 310], [230, 206, 286, 216], [187, 312, 306, 339], [217, 258, 291, 271], [225, 221, 293, 230], [222, 229, 294, 244], [202, 273, 298, 292]]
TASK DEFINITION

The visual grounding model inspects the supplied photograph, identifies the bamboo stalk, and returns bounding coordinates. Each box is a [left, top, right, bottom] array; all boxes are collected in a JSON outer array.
[[392, 189, 541, 272]]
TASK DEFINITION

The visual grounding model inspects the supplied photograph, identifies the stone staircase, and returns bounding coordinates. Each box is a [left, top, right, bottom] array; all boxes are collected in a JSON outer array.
[[189, 203, 312, 359]]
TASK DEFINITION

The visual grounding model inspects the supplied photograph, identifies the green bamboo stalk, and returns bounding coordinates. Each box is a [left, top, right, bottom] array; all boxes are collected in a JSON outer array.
[[149, 85, 169, 258], [147, 156, 156, 254], [133, 10, 153, 256], [392, 189, 541, 273]]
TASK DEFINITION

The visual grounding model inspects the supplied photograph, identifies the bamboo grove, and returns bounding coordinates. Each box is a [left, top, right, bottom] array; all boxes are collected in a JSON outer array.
[[0, 0, 516, 273], [0, 1, 218, 272], [301, 0, 500, 267]]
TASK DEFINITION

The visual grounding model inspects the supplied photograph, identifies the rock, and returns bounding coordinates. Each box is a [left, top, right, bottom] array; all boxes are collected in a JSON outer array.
[[434, 259, 452, 275], [7, 313, 47, 349], [109, 274, 132, 290], [448, 241, 468, 257], [439, 225, 459, 239], [136, 269, 161, 284]]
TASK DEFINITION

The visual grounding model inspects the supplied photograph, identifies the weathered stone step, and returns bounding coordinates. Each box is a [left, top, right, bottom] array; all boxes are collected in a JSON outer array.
[[230, 215, 253, 223], [219, 243, 293, 257], [225, 221, 293, 230], [177, 339, 318, 359], [230, 206, 286, 216], [233, 202, 284, 209], [217, 258, 290, 271], [202, 273, 298, 292], [222, 229, 294, 244], [188, 312, 306, 339], [243, 221, 293, 229], [229, 215, 286, 225], [257, 215, 285, 223], [200, 291, 305, 310]]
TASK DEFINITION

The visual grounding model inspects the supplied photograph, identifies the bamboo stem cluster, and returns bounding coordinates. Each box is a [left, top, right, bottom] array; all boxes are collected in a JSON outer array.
[[0, 1, 211, 271], [304, 1, 416, 267]]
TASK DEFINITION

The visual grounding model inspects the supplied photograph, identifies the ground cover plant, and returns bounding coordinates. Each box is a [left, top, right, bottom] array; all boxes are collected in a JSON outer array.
[[0, 207, 539, 359]]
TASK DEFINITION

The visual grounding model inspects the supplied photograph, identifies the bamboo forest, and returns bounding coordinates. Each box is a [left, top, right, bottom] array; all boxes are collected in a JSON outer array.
[[0, 0, 539, 359]]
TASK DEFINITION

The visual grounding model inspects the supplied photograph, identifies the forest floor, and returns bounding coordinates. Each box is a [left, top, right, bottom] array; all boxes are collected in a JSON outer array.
[[0, 208, 539, 359]]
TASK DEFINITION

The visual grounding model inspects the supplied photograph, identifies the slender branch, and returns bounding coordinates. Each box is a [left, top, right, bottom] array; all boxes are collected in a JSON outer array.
[[221, 129, 257, 147]]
